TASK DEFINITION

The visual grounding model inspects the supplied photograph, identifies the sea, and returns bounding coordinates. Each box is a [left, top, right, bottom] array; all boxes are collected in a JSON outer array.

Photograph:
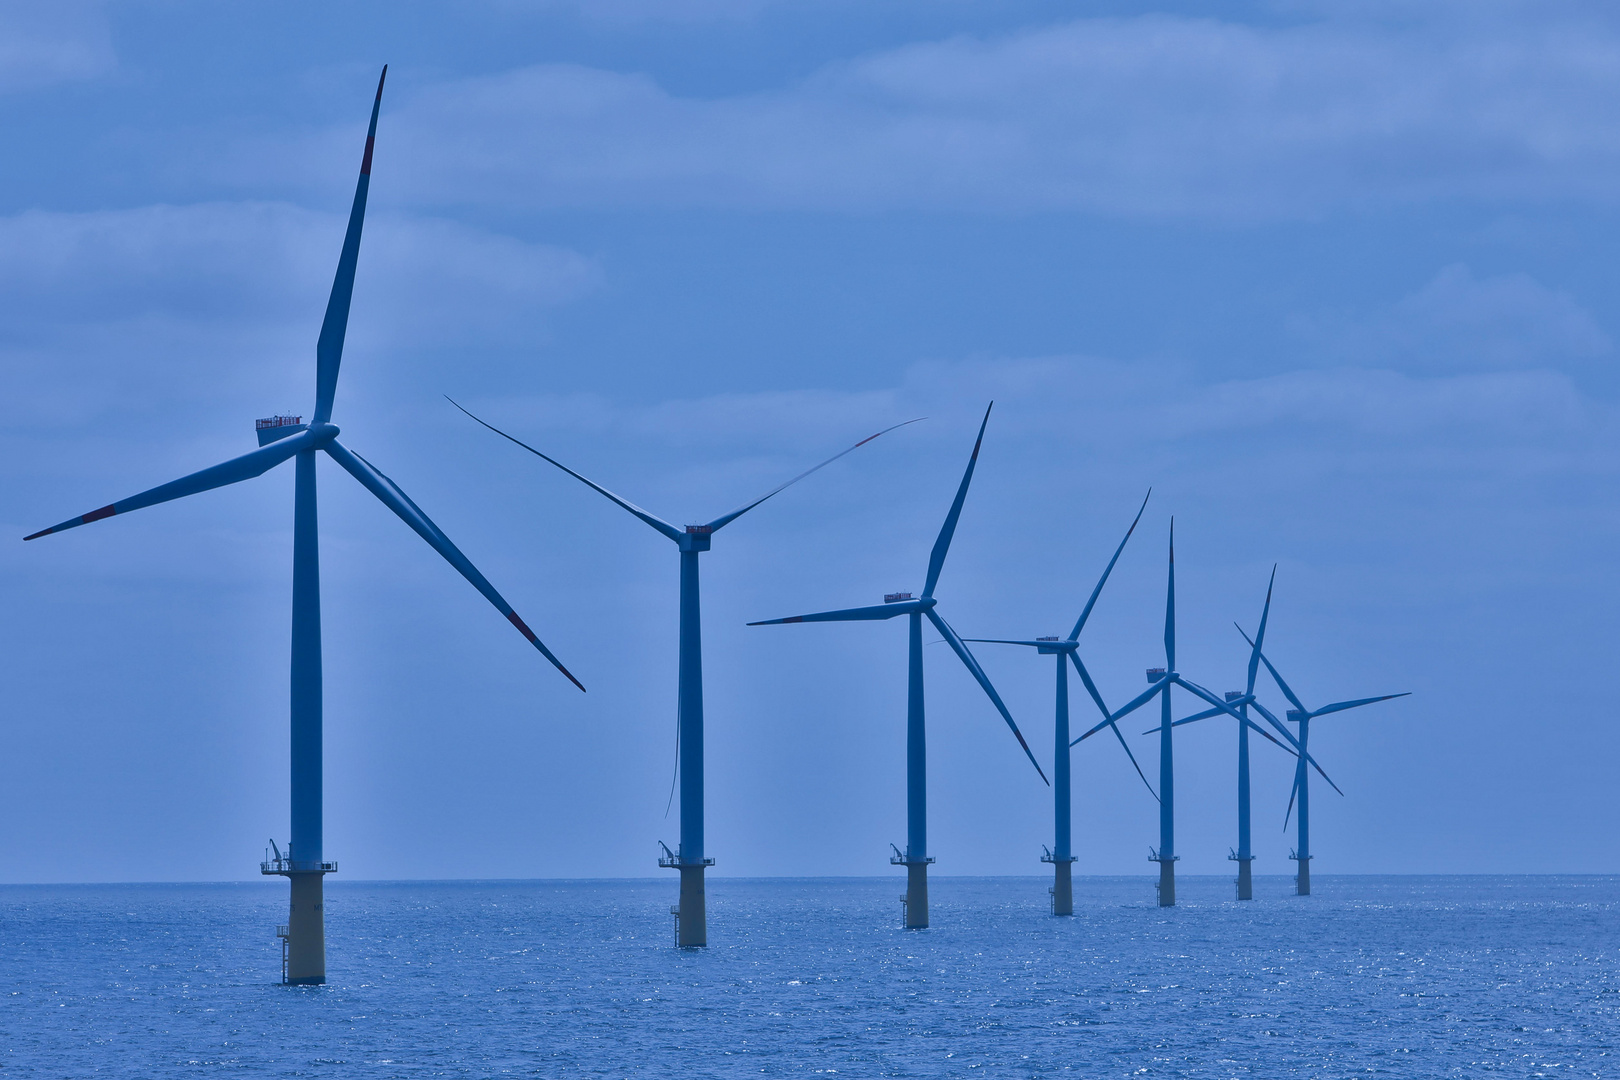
[[0, 875, 1613, 1077]]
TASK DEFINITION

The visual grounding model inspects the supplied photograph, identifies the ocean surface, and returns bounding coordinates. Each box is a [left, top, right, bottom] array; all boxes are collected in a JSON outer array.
[[0, 875, 1614, 1077]]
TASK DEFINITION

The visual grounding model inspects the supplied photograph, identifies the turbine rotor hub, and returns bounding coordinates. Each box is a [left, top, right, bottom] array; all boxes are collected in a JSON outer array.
[[305, 421, 340, 447]]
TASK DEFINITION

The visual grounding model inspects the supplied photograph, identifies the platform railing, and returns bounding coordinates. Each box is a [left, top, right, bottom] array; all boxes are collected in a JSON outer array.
[[261, 854, 338, 875]]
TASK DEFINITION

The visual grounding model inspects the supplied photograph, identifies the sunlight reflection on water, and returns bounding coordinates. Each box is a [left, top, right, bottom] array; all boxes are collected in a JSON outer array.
[[0, 875, 1614, 1077]]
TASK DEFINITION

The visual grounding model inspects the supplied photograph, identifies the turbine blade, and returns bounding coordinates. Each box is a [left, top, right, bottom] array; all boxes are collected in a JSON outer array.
[[1111, 680, 1170, 726], [922, 403, 992, 599], [962, 638, 1050, 648], [665, 698, 680, 818], [1247, 698, 1298, 748], [24, 429, 312, 540], [1246, 565, 1277, 696], [1164, 518, 1176, 671], [1237, 624, 1310, 718], [1250, 699, 1343, 795], [1311, 756, 1344, 796], [1065, 653, 1157, 799], [703, 418, 923, 532], [1247, 718, 1296, 756], [448, 398, 681, 541], [748, 601, 916, 625], [1311, 692, 1411, 718], [324, 439, 584, 692], [1172, 677, 1250, 724], [312, 66, 387, 426], [1174, 675, 1325, 784], [1074, 679, 1164, 743], [1284, 771, 1299, 830], [1068, 488, 1150, 640], [1107, 720, 1159, 801], [1257, 649, 1309, 717], [927, 609, 1048, 785], [1167, 705, 1227, 728], [1067, 653, 1111, 721]]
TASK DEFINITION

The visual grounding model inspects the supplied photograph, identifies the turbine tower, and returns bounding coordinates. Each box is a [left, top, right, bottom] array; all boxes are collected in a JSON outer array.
[[451, 402, 917, 946], [24, 69, 583, 985], [964, 493, 1157, 915], [750, 403, 1048, 929], [1239, 626, 1408, 895]]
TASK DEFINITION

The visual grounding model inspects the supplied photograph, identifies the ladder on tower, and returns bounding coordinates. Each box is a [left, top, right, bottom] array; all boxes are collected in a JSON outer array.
[[275, 924, 290, 984]]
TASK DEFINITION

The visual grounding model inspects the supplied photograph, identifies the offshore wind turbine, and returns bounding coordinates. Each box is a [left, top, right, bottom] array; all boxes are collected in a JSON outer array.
[[964, 492, 1157, 916], [1074, 521, 1302, 906], [1238, 625, 1408, 896], [451, 402, 917, 947], [750, 403, 1048, 930], [1152, 567, 1303, 899], [23, 69, 582, 985]]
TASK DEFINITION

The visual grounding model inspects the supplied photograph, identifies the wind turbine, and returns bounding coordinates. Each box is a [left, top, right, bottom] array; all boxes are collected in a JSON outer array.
[[1150, 567, 1304, 899], [750, 403, 1048, 929], [963, 492, 1158, 916], [451, 402, 917, 946], [1073, 521, 1291, 906], [23, 69, 582, 985], [1238, 624, 1408, 895]]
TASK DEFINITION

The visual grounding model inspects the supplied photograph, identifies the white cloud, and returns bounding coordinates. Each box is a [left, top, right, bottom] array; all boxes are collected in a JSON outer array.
[[0, 202, 597, 327], [0, 202, 600, 420], [1295, 264, 1612, 372], [458, 353, 1604, 484], [512, 0, 776, 23], [363, 8, 1620, 218], [0, 3, 113, 92]]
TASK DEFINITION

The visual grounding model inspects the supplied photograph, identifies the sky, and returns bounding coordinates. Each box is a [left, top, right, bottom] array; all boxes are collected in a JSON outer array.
[[2, 0, 1618, 884]]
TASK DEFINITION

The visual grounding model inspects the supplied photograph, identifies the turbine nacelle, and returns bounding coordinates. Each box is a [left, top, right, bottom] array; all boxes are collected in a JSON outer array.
[[1287, 708, 1308, 723], [1146, 667, 1168, 683], [679, 524, 712, 552], [256, 416, 307, 446], [1034, 635, 1069, 655]]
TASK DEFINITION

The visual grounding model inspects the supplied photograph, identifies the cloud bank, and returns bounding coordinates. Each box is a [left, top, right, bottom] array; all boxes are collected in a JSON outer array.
[[369, 7, 1620, 218], [0, 203, 599, 422], [0, 3, 112, 93]]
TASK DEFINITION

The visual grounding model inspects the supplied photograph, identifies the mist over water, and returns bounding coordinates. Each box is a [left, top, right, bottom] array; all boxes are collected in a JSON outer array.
[[2, 876, 1613, 1076]]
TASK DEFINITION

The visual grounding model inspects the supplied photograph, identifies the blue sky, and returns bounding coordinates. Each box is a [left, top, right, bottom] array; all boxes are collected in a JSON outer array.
[[3, 0, 1617, 882]]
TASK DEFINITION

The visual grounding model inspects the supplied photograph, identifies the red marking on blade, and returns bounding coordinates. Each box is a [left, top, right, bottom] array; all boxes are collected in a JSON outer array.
[[783, 616, 804, 623], [507, 611, 539, 644], [361, 136, 375, 175], [84, 505, 116, 524], [22, 527, 50, 541]]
